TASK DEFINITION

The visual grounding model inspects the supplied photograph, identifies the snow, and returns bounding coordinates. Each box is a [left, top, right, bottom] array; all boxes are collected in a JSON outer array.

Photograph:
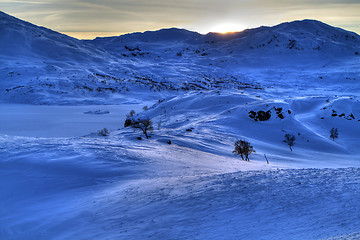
[[0, 103, 152, 137], [0, 11, 360, 239], [1, 134, 359, 239]]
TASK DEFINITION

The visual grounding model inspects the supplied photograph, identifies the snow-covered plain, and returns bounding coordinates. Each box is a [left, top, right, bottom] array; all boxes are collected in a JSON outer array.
[[1, 11, 360, 239], [0, 103, 152, 137]]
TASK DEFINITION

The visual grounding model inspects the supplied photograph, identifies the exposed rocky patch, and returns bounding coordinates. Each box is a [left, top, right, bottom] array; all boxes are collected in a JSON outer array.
[[249, 106, 291, 121], [331, 109, 356, 120], [249, 110, 271, 121]]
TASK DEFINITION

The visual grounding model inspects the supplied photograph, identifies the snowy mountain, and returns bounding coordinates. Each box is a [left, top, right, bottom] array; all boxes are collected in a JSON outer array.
[[94, 19, 360, 58], [1, 11, 360, 240], [0, 11, 359, 104]]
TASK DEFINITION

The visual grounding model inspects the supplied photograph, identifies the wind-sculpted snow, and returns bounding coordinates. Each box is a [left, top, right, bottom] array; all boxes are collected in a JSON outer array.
[[0, 134, 359, 239], [111, 168, 360, 240]]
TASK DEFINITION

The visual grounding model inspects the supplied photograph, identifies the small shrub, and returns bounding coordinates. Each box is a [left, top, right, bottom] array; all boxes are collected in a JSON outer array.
[[126, 110, 135, 118], [124, 118, 132, 127], [330, 127, 339, 141], [98, 128, 110, 136]]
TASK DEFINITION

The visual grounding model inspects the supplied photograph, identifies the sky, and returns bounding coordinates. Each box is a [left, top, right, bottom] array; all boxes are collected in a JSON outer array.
[[0, 0, 359, 39]]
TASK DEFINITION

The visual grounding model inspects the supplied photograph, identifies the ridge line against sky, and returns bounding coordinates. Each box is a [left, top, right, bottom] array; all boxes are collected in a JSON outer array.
[[0, 0, 359, 39]]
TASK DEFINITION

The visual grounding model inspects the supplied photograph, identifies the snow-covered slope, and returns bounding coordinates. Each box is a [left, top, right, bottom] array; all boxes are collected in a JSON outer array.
[[137, 90, 360, 167], [0, 11, 111, 62], [0, 11, 138, 104], [1, 103, 360, 239]]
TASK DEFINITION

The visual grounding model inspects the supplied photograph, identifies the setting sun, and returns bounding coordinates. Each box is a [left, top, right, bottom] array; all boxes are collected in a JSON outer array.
[[209, 23, 243, 33]]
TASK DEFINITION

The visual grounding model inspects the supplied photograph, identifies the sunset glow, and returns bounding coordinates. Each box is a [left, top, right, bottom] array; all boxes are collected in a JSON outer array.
[[209, 23, 244, 34], [0, 1, 359, 39]]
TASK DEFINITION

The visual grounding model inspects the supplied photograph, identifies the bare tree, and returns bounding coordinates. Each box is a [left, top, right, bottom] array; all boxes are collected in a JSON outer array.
[[125, 118, 153, 139], [283, 133, 296, 152], [330, 127, 339, 141], [233, 140, 254, 161]]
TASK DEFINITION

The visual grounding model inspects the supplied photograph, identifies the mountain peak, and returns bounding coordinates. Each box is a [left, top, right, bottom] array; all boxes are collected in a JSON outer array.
[[275, 19, 335, 31], [116, 27, 202, 42]]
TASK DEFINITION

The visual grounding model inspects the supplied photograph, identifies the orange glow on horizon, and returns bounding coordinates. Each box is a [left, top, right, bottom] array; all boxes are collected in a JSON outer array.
[[62, 31, 126, 40]]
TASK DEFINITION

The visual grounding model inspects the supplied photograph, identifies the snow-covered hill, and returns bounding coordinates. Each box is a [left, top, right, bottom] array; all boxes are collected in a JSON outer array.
[[94, 19, 360, 59], [1, 11, 360, 240], [0, 11, 108, 62], [1, 11, 359, 104]]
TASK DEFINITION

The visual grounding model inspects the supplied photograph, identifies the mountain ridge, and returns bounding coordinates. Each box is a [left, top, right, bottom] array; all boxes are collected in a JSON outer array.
[[0, 11, 359, 104], [1, 10, 358, 56], [1, 11, 359, 43], [91, 19, 360, 41]]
